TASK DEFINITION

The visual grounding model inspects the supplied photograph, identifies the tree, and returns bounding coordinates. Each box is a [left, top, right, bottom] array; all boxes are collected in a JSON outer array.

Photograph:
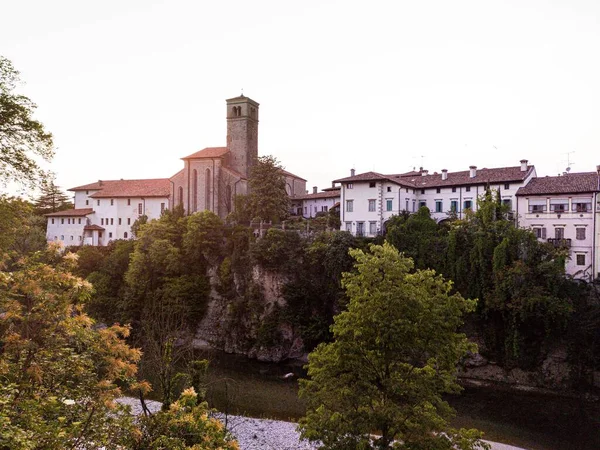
[[247, 155, 290, 223], [0, 56, 53, 189], [298, 243, 488, 450], [0, 195, 47, 263], [0, 249, 140, 449], [33, 179, 73, 215]]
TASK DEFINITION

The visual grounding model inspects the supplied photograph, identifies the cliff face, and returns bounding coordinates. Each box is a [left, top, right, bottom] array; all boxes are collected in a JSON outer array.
[[194, 265, 305, 362]]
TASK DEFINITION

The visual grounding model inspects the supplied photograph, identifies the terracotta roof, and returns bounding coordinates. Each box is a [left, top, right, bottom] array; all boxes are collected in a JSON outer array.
[[70, 179, 170, 198], [45, 208, 94, 217], [294, 190, 341, 200], [516, 172, 599, 196], [322, 186, 341, 192], [182, 147, 229, 159], [334, 171, 415, 188], [281, 169, 307, 182], [335, 166, 534, 189], [84, 224, 105, 231]]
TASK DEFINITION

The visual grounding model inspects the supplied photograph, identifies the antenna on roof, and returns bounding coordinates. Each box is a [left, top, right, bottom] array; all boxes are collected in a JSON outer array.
[[564, 151, 575, 174], [241, 88, 244, 97]]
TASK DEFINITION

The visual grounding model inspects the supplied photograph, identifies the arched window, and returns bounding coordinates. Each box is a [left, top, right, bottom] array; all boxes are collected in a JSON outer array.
[[178, 186, 183, 206], [205, 168, 211, 211], [192, 169, 198, 212], [225, 184, 232, 212]]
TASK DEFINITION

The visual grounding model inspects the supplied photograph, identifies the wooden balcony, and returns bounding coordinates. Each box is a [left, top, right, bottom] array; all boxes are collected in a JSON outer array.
[[547, 238, 571, 248]]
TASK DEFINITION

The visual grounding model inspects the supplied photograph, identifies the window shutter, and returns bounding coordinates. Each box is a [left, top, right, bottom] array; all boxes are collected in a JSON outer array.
[[542, 228, 547, 239]]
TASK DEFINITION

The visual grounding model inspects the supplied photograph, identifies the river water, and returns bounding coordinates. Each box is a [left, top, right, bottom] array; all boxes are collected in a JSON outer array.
[[187, 350, 599, 450]]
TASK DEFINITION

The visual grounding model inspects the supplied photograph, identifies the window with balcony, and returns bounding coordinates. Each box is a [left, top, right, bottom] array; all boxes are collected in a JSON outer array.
[[533, 227, 547, 239], [555, 227, 564, 239], [576, 227, 586, 240], [573, 202, 591, 212], [528, 199, 547, 213], [346, 200, 354, 212], [368, 199, 376, 212], [550, 199, 568, 213]]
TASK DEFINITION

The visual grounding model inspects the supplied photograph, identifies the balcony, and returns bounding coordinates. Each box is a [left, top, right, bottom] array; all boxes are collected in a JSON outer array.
[[547, 238, 571, 248]]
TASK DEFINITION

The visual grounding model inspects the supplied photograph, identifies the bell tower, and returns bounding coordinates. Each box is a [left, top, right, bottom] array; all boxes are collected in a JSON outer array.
[[226, 95, 259, 178]]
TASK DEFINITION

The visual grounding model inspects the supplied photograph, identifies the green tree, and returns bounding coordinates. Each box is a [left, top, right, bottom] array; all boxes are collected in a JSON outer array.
[[247, 155, 290, 223], [0, 56, 53, 189], [0, 249, 140, 449], [298, 243, 488, 450], [0, 196, 47, 262], [32, 179, 73, 215]]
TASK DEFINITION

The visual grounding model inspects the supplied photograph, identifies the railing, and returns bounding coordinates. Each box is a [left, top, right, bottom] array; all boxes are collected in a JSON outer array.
[[547, 238, 571, 248]]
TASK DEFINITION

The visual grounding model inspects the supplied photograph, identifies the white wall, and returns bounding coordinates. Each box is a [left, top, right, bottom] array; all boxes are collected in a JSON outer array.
[[301, 196, 339, 218]]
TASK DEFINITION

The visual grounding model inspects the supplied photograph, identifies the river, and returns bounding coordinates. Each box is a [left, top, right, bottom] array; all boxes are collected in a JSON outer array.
[[178, 350, 600, 450]]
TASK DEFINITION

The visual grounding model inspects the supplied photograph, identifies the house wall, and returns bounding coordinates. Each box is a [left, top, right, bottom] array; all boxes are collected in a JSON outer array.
[[46, 217, 86, 246], [301, 196, 340, 218], [517, 193, 596, 279]]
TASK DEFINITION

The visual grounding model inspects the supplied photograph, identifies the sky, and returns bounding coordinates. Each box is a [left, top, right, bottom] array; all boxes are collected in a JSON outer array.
[[2, 0, 600, 197]]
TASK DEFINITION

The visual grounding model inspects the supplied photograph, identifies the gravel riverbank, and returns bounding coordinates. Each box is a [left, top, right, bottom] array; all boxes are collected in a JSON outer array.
[[116, 397, 525, 450]]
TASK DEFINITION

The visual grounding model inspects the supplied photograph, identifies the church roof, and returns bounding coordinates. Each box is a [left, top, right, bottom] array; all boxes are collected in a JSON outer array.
[[281, 169, 307, 182], [182, 147, 229, 159], [45, 208, 94, 217], [70, 179, 170, 198], [516, 172, 599, 196]]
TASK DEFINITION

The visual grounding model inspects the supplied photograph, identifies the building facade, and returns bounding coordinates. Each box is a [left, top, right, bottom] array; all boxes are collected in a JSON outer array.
[[293, 186, 341, 218], [516, 170, 600, 280], [46, 179, 170, 247], [335, 160, 536, 237]]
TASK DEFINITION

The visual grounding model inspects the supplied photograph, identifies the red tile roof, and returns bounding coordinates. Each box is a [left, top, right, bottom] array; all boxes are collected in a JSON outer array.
[[294, 190, 341, 200], [335, 166, 534, 189], [334, 171, 415, 188], [516, 172, 599, 196], [84, 224, 105, 231], [70, 179, 170, 198], [406, 165, 534, 188], [44, 208, 94, 217], [182, 147, 229, 159]]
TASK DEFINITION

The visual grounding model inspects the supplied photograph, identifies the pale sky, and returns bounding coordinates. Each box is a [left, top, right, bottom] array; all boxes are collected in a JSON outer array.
[[3, 0, 600, 197]]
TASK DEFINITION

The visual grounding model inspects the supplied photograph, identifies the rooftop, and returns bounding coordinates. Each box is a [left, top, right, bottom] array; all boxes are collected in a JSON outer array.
[[516, 172, 599, 196], [45, 208, 94, 217], [182, 147, 229, 160], [70, 179, 171, 198]]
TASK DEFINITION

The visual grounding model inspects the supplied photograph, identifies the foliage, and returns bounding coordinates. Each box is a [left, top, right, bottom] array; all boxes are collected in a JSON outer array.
[[299, 243, 488, 450], [135, 387, 239, 450], [247, 155, 290, 223], [0, 249, 140, 449], [282, 231, 359, 349], [250, 228, 304, 274], [385, 207, 448, 271], [32, 179, 73, 215], [0, 56, 53, 189], [0, 196, 47, 263]]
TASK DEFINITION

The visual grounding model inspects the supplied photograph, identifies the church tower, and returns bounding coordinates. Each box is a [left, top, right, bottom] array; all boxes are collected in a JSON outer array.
[[226, 95, 259, 178]]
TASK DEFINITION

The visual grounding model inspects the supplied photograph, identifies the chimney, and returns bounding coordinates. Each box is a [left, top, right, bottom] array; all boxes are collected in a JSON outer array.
[[98, 180, 103, 186], [421, 170, 429, 177], [441, 169, 448, 181], [350, 168, 355, 177], [520, 159, 528, 172], [596, 165, 600, 176], [313, 186, 318, 194], [469, 166, 477, 178], [332, 181, 335, 188]]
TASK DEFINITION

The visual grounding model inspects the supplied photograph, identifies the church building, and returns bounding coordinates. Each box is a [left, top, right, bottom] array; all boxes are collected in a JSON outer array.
[[169, 95, 306, 218]]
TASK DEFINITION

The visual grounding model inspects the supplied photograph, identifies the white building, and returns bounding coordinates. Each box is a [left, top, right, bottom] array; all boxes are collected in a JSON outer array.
[[293, 186, 340, 218], [46, 178, 170, 247], [516, 170, 600, 280], [335, 160, 536, 237]]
